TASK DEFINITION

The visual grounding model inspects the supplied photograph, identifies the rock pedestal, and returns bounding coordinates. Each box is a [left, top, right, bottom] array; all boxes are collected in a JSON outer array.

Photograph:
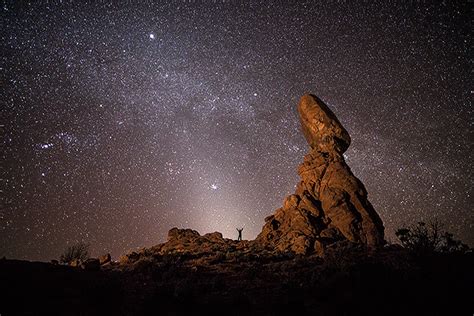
[[256, 94, 384, 255]]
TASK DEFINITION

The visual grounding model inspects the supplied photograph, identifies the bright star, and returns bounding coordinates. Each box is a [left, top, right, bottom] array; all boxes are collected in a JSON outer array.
[[39, 143, 53, 149], [149, 33, 155, 39], [210, 184, 218, 190]]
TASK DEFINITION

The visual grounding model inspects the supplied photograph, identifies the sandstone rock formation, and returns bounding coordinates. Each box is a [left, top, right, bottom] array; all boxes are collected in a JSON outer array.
[[256, 94, 384, 255], [118, 228, 259, 266]]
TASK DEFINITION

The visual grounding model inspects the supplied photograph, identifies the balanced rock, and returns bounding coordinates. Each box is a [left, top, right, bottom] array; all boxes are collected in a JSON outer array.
[[257, 94, 384, 255]]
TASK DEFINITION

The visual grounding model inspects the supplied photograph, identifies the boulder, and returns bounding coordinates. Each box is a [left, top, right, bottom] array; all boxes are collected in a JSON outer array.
[[168, 227, 200, 242], [119, 252, 140, 264], [203, 232, 225, 243], [298, 94, 351, 153], [99, 253, 111, 265]]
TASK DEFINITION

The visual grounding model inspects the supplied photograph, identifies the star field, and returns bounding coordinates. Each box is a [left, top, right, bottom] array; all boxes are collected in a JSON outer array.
[[1, 1, 472, 261]]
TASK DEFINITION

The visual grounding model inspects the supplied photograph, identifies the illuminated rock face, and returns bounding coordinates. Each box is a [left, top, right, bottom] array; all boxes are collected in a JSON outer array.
[[256, 94, 385, 255]]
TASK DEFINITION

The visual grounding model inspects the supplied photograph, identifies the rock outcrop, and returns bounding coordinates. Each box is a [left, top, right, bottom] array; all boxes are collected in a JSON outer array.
[[99, 253, 111, 265], [256, 94, 384, 255], [117, 228, 260, 266]]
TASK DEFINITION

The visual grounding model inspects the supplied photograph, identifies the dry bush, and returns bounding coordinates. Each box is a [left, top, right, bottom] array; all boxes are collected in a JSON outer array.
[[396, 221, 469, 254], [59, 242, 90, 263]]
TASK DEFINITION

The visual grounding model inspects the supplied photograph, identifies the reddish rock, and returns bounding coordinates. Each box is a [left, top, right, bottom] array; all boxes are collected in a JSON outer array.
[[99, 253, 111, 265], [119, 251, 140, 264], [168, 227, 200, 242], [256, 94, 384, 255], [203, 232, 225, 243]]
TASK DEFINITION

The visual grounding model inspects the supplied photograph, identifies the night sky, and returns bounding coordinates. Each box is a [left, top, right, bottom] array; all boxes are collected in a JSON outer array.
[[1, 1, 472, 261]]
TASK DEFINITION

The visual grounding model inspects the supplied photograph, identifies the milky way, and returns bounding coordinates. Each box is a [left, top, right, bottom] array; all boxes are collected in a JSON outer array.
[[1, 1, 472, 261]]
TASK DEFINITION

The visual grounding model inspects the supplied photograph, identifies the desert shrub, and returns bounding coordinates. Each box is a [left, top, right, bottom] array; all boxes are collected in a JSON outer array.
[[60, 241, 90, 263], [395, 221, 469, 254]]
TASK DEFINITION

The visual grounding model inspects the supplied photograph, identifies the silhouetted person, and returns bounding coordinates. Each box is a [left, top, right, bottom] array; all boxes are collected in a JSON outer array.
[[237, 228, 243, 241]]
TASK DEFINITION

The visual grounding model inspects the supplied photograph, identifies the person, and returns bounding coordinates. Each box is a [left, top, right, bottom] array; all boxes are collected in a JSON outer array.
[[236, 228, 243, 241]]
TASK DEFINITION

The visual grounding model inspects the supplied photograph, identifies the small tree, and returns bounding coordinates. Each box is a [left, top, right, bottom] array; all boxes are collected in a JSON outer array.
[[395, 221, 469, 254], [60, 242, 90, 263]]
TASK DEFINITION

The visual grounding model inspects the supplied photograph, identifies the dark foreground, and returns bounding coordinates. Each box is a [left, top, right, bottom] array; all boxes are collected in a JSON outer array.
[[1, 247, 473, 316]]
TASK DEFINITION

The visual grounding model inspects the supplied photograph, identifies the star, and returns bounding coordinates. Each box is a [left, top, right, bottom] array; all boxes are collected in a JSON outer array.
[[149, 33, 155, 39], [39, 143, 53, 149]]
